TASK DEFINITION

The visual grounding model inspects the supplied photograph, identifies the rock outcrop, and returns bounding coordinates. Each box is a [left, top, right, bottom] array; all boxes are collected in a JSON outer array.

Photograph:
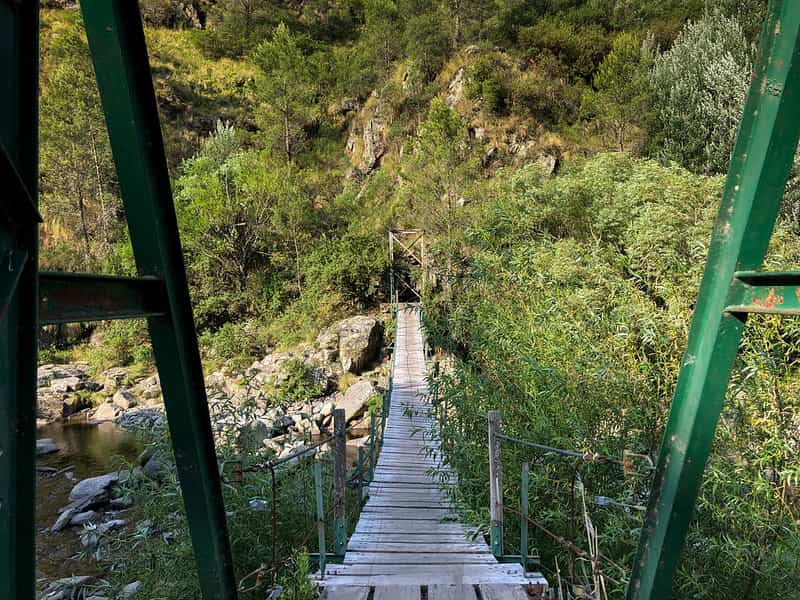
[[316, 316, 383, 374]]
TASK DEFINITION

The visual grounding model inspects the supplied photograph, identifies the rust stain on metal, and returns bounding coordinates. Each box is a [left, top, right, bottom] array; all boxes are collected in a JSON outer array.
[[753, 288, 783, 310]]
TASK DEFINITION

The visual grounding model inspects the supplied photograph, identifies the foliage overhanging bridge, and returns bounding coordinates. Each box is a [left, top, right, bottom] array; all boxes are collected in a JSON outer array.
[[2, 2, 800, 600]]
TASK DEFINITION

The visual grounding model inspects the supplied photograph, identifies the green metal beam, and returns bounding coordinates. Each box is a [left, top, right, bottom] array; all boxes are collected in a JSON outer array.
[[79, 3, 237, 598], [39, 272, 168, 324], [0, 2, 39, 600], [725, 271, 800, 315], [627, 3, 800, 599]]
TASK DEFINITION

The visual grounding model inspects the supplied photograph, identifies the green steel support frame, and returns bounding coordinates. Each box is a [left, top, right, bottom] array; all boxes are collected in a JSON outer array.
[[1, 2, 239, 598], [628, 3, 800, 599], [0, 2, 39, 599], [79, 3, 238, 598]]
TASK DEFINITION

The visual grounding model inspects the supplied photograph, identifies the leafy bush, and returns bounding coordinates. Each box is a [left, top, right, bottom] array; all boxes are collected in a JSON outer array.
[[518, 17, 611, 79], [465, 55, 509, 115], [650, 12, 752, 174], [427, 153, 800, 598], [277, 358, 326, 404]]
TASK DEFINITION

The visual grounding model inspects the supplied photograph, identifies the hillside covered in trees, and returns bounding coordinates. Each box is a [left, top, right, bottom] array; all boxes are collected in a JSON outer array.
[[37, 0, 800, 598]]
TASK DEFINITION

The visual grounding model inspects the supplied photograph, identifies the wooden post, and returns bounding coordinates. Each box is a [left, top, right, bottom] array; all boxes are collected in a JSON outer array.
[[488, 410, 503, 556], [314, 461, 326, 578], [332, 409, 346, 556], [357, 446, 368, 502], [521, 462, 529, 571]]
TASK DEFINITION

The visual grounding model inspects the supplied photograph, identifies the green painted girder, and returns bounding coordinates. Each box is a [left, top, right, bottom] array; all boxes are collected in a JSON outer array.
[[725, 270, 800, 315], [0, 2, 39, 599], [79, 3, 237, 598], [627, 3, 800, 599], [39, 272, 169, 324]]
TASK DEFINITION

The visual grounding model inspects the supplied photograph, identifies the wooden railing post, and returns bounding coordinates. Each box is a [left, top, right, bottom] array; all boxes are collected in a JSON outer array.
[[488, 410, 503, 556], [333, 409, 347, 556]]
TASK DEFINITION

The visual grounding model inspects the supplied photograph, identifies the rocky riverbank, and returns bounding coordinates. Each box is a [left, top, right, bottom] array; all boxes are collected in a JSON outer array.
[[38, 315, 390, 456], [35, 315, 392, 595]]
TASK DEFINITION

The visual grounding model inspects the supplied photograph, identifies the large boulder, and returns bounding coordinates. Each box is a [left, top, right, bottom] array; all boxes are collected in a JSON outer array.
[[69, 472, 120, 503], [336, 380, 377, 422], [112, 390, 138, 410], [93, 401, 120, 422], [336, 317, 383, 373], [317, 316, 383, 374]]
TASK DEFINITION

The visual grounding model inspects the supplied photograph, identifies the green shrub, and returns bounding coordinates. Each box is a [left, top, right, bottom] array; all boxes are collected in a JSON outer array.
[[518, 17, 611, 79], [278, 358, 326, 404]]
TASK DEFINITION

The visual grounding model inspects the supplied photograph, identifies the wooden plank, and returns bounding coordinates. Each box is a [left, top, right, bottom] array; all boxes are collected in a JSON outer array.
[[478, 585, 532, 600], [361, 508, 455, 519], [373, 586, 420, 600], [355, 522, 466, 534], [346, 542, 490, 554], [428, 585, 479, 600], [322, 586, 370, 600], [318, 574, 530, 587], [344, 553, 497, 564], [327, 563, 527, 584], [348, 533, 474, 544]]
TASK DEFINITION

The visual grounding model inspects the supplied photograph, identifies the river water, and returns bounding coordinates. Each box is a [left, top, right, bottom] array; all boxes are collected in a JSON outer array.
[[36, 422, 142, 581]]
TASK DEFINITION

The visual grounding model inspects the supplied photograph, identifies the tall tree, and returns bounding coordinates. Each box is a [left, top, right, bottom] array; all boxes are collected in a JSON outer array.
[[39, 17, 121, 271], [253, 23, 319, 160], [582, 32, 655, 152]]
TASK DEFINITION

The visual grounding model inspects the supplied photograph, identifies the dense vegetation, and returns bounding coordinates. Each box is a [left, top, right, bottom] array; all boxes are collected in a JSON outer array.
[[39, 0, 800, 597]]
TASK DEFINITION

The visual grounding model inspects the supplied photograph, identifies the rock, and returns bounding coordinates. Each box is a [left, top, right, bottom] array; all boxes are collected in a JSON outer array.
[[135, 375, 161, 399], [122, 581, 142, 598], [346, 435, 368, 451], [37, 389, 66, 421], [112, 390, 138, 410], [445, 68, 465, 107], [50, 376, 84, 393], [36, 438, 59, 457], [37, 363, 88, 388], [319, 400, 335, 418], [115, 407, 165, 430], [137, 448, 155, 467], [346, 97, 389, 174], [143, 455, 167, 482], [109, 496, 133, 510], [336, 316, 383, 373], [337, 380, 376, 422], [536, 153, 559, 175], [92, 401, 119, 422], [101, 367, 129, 393], [69, 472, 120, 503], [62, 394, 94, 418], [44, 575, 97, 600], [69, 510, 99, 526], [329, 97, 361, 115]]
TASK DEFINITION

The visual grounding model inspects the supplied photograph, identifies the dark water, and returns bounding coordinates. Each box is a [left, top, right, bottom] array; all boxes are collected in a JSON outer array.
[[36, 422, 142, 581]]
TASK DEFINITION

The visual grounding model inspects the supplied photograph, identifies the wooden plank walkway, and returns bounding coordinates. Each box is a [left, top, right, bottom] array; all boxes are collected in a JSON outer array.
[[319, 305, 547, 599]]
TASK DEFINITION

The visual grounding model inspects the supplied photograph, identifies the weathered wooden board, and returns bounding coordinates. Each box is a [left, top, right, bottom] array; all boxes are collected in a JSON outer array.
[[373, 585, 420, 600], [344, 552, 498, 564], [346, 542, 490, 554], [321, 586, 370, 600], [428, 585, 479, 600]]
